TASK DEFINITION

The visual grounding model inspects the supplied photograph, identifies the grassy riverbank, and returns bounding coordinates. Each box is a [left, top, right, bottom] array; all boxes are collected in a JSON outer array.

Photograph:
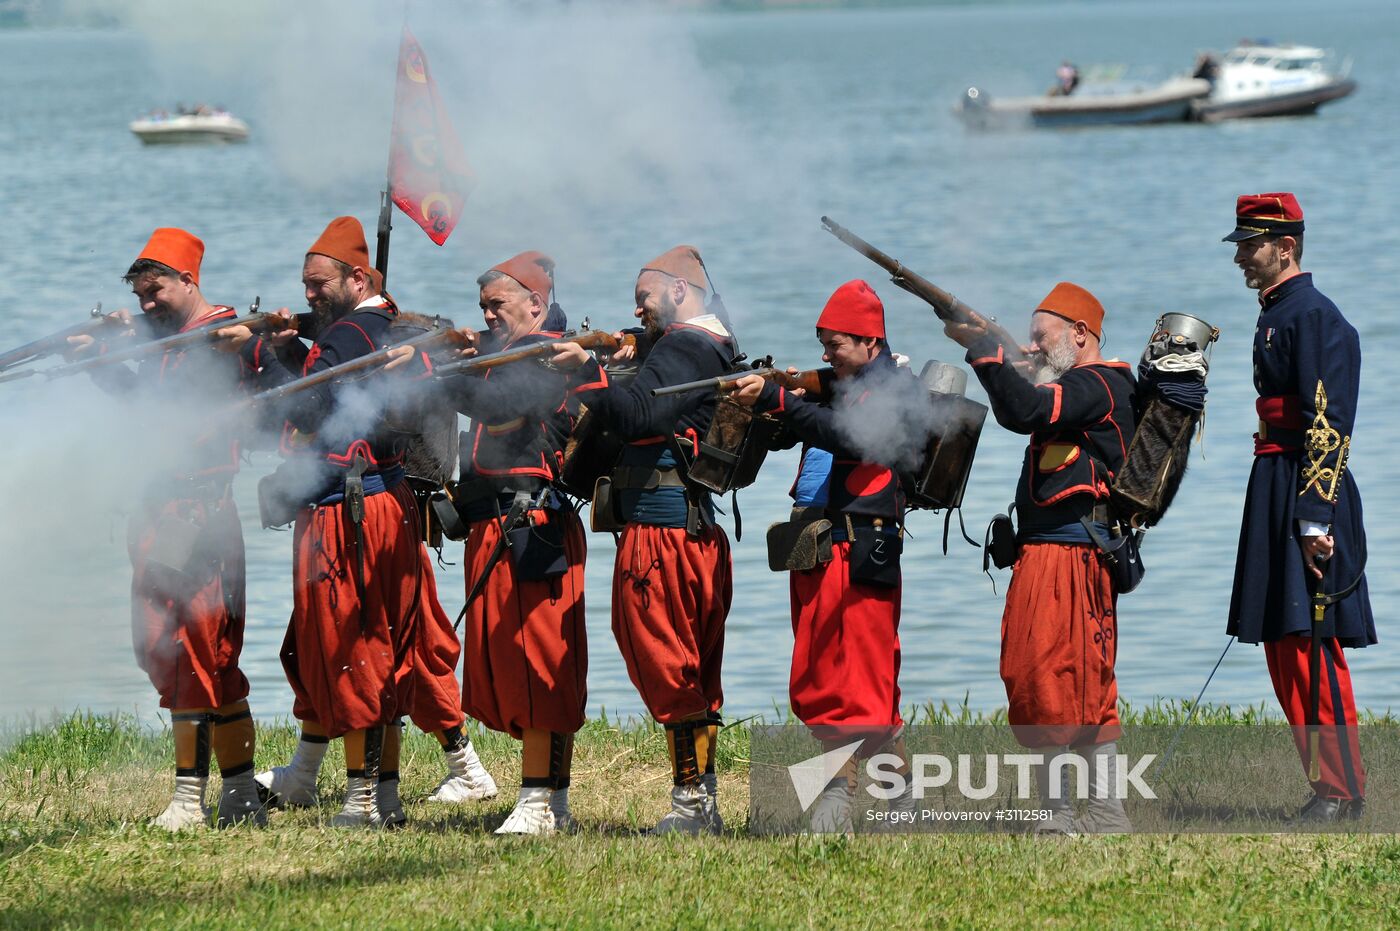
[[2, 709, 1399, 929]]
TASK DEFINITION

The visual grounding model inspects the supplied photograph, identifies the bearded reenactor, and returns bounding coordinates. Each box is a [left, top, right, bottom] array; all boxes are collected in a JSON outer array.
[[423, 251, 589, 835], [214, 216, 427, 828], [945, 282, 1136, 834], [66, 228, 262, 830], [552, 245, 735, 835], [1224, 192, 1373, 820], [731, 280, 921, 833]]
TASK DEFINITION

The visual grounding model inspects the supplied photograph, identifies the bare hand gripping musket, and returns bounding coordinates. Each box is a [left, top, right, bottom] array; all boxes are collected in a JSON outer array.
[[432, 327, 636, 380], [820, 216, 1028, 364], [39, 297, 273, 380], [0, 303, 118, 376], [651, 363, 833, 399]]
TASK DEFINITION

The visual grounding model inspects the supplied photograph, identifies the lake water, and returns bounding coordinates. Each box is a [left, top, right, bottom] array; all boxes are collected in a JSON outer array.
[[1, 0, 1397, 727]]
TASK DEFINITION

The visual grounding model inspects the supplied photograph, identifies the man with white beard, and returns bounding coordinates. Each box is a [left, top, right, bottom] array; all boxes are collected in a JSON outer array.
[[945, 282, 1137, 834]]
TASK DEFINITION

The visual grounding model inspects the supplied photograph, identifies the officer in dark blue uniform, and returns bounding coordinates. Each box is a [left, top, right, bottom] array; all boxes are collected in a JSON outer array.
[[1224, 192, 1374, 820]]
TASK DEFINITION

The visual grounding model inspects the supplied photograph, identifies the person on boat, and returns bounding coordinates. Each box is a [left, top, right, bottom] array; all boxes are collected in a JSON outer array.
[[65, 229, 264, 831], [1223, 192, 1373, 821], [943, 282, 1138, 834], [1054, 61, 1080, 96]]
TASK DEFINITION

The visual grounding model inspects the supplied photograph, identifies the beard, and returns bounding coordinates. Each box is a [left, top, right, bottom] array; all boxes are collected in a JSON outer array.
[[640, 300, 676, 340], [1033, 331, 1078, 384]]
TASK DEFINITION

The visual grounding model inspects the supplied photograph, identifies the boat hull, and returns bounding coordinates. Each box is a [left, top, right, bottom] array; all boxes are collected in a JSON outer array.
[[1191, 78, 1356, 122], [129, 116, 250, 145], [957, 78, 1211, 130]]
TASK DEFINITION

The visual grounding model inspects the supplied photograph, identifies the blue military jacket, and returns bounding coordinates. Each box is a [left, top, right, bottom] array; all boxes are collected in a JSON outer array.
[[1227, 273, 1375, 647]]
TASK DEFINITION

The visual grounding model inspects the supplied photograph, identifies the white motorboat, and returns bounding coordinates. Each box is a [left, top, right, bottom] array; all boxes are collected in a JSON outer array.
[[129, 110, 250, 145], [1190, 42, 1356, 122]]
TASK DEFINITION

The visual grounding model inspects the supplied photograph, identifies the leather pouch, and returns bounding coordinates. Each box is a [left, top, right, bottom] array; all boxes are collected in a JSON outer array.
[[986, 512, 1019, 570], [430, 485, 469, 542], [766, 518, 834, 572], [507, 513, 569, 581], [590, 476, 626, 533], [848, 523, 902, 588]]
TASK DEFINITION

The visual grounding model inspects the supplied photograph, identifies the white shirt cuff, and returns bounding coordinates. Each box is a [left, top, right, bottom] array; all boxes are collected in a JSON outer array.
[[1298, 520, 1330, 537]]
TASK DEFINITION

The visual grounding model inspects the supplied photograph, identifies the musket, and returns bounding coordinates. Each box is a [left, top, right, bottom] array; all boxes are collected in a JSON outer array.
[[651, 362, 833, 399], [0, 302, 113, 374], [433, 326, 636, 380], [42, 297, 271, 380], [820, 216, 1028, 364], [243, 316, 469, 408]]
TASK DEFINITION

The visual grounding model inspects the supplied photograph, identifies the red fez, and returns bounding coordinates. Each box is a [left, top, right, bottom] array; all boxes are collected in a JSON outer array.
[[816, 279, 885, 340], [490, 251, 555, 301], [1223, 192, 1305, 242], [136, 227, 204, 284], [307, 216, 372, 272], [641, 245, 709, 291], [1037, 281, 1104, 338]]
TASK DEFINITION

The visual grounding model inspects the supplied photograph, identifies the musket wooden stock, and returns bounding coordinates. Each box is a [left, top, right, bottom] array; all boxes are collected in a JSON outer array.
[[651, 365, 833, 399], [820, 216, 1026, 363], [432, 329, 635, 379], [246, 324, 470, 407]]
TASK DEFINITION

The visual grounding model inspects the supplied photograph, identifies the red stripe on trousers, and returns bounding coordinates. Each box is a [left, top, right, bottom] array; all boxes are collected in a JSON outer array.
[[1264, 635, 1367, 800], [612, 523, 731, 724], [461, 509, 588, 738]]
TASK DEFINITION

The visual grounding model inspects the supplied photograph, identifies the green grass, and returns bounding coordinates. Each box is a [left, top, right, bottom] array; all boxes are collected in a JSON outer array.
[[2, 710, 1399, 929]]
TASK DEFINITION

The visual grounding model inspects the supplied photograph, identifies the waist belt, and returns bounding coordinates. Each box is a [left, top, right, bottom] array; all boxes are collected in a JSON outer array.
[[1020, 501, 1111, 538], [1255, 393, 1304, 455], [454, 476, 548, 506], [314, 465, 405, 506], [612, 465, 688, 490]]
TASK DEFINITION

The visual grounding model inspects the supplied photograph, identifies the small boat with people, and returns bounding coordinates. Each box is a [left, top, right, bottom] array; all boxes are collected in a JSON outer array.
[[1188, 41, 1356, 122], [129, 104, 250, 145], [956, 66, 1211, 130]]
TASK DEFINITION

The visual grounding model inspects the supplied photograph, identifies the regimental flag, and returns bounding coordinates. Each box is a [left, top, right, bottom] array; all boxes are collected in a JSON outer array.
[[388, 27, 473, 246]]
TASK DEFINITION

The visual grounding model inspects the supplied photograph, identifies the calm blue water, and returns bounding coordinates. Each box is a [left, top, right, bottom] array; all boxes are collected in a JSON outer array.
[[1, 0, 1396, 726]]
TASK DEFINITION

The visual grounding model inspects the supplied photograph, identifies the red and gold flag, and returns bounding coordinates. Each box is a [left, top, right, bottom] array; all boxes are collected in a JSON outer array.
[[388, 27, 473, 246]]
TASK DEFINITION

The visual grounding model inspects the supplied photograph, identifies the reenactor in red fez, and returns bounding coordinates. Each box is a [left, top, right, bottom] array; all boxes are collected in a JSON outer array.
[[214, 216, 442, 828], [63, 228, 263, 830], [1224, 192, 1373, 820], [552, 245, 736, 834], [945, 280, 1137, 834], [731, 280, 925, 832], [428, 251, 589, 834]]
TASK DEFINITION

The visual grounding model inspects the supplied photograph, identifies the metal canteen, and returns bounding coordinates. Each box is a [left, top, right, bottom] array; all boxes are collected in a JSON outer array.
[[1152, 313, 1221, 352]]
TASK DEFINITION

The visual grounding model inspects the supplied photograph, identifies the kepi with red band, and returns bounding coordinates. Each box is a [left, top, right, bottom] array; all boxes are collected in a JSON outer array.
[[815, 279, 885, 340], [1036, 281, 1104, 339], [1223, 192, 1305, 242], [137, 227, 204, 284]]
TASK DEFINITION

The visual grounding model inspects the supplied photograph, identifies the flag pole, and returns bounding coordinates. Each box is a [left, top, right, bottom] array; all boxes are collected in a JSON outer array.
[[375, 181, 393, 286]]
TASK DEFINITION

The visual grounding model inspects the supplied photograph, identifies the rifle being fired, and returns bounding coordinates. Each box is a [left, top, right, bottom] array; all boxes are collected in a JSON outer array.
[[244, 316, 472, 408], [652, 360, 833, 399], [38, 296, 273, 381], [432, 325, 635, 380], [820, 216, 1028, 366], [0, 303, 124, 379]]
